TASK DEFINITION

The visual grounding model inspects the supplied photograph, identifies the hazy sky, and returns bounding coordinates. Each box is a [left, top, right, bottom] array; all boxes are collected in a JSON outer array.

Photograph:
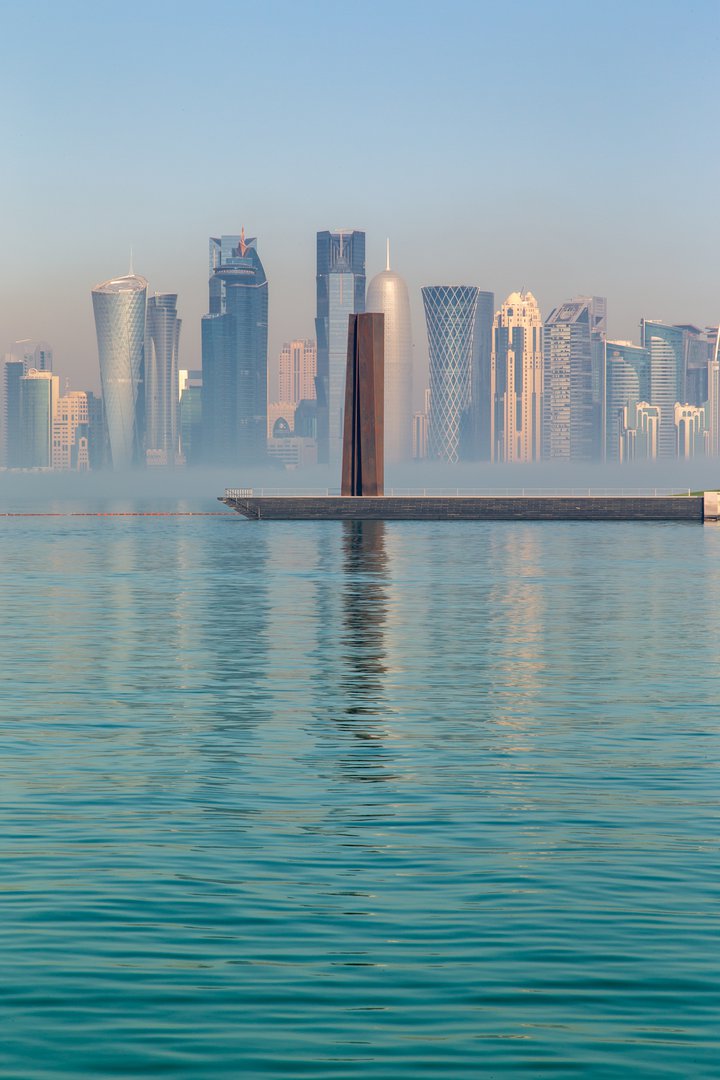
[[3, 0, 719, 398]]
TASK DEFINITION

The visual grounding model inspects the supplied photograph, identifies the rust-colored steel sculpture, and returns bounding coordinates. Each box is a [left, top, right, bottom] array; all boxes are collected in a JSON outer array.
[[341, 313, 385, 496]]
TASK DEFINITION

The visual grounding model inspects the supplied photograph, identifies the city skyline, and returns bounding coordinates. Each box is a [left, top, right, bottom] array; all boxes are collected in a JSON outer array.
[[4, 2, 720, 394], [6, 239, 720, 470]]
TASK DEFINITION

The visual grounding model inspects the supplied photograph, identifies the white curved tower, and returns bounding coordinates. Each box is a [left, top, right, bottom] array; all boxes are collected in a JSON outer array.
[[366, 242, 412, 463], [92, 273, 148, 469]]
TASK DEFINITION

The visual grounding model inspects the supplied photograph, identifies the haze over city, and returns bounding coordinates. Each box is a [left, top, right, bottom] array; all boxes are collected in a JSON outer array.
[[5, 5, 720, 1079], [4, 0, 719, 397]]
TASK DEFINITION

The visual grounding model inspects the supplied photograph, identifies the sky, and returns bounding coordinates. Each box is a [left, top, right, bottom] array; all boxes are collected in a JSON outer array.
[[3, 0, 720, 401]]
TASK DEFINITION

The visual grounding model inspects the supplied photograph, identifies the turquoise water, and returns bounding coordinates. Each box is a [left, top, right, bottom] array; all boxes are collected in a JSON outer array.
[[2, 508, 719, 1078]]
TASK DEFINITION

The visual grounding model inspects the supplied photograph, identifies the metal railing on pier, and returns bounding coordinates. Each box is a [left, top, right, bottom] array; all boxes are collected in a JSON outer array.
[[225, 486, 692, 499]]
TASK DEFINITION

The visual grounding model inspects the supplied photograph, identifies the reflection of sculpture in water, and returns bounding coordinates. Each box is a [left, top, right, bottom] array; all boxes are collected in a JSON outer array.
[[310, 520, 399, 785], [341, 519, 388, 724]]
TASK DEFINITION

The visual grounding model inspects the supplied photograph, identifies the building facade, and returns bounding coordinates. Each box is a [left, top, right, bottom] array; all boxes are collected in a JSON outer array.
[[53, 391, 90, 470], [707, 336, 720, 457], [604, 341, 649, 461], [202, 232, 268, 465], [640, 320, 691, 458], [469, 291, 495, 460], [145, 294, 181, 467], [366, 243, 413, 464], [179, 369, 202, 465], [278, 340, 317, 404], [675, 324, 715, 406], [543, 296, 606, 461], [12, 340, 53, 371], [675, 403, 706, 458], [619, 401, 660, 461], [3, 358, 25, 467], [267, 401, 297, 437], [491, 290, 543, 462], [19, 369, 58, 468], [315, 230, 365, 465], [92, 273, 148, 469], [422, 286, 479, 463]]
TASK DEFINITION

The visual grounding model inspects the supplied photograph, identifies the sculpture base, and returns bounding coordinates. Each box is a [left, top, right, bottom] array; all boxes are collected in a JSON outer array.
[[220, 495, 703, 522]]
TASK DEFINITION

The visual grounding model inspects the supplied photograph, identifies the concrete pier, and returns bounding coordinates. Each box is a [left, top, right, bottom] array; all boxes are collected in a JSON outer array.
[[220, 493, 706, 522]]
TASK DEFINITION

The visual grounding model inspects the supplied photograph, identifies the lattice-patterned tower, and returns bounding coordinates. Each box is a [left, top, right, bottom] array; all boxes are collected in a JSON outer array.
[[422, 286, 479, 463]]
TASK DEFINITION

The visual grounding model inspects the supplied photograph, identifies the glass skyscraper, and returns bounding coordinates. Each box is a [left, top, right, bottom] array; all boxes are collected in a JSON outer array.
[[12, 340, 53, 371], [543, 296, 606, 461], [422, 285, 479, 463], [19, 370, 58, 469], [640, 320, 691, 458], [469, 290, 495, 460], [605, 341, 649, 461], [4, 359, 25, 467], [92, 273, 148, 470], [315, 230, 365, 466], [145, 294, 181, 466], [202, 233, 268, 465]]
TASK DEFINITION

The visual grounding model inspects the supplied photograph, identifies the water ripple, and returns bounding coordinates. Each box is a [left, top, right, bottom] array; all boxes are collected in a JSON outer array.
[[1, 515, 719, 1077]]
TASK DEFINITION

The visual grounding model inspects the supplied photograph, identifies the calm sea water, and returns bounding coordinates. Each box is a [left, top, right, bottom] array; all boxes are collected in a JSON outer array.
[[2, 504, 719, 1078]]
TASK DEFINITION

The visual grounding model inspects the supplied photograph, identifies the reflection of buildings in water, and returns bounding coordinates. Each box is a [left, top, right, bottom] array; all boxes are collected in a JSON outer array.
[[471, 526, 547, 732], [89, 518, 273, 742], [202, 523, 271, 737]]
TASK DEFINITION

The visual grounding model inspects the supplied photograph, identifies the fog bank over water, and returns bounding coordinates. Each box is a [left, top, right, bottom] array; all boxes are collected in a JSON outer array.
[[0, 459, 716, 513]]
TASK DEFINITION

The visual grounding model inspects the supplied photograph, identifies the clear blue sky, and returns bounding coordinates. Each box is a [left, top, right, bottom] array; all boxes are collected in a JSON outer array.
[[2, 0, 719, 396]]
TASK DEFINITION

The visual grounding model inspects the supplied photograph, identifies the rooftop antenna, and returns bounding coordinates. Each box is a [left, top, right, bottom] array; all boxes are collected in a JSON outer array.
[[129, 247, 134, 276], [386, 237, 391, 272]]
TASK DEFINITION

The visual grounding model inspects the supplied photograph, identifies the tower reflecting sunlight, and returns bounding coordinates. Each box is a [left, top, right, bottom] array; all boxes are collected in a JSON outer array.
[[92, 273, 148, 469]]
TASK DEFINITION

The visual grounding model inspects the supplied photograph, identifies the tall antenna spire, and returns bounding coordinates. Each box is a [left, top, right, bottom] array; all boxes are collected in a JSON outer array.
[[386, 237, 391, 272], [129, 247, 134, 276]]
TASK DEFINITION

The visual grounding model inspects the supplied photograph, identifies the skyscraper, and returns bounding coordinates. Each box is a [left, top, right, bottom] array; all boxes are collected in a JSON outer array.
[[145, 294, 181, 466], [605, 341, 649, 461], [12, 340, 53, 371], [675, 403, 706, 458], [19, 369, 58, 468], [543, 296, 606, 460], [53, 391, 90, 470], [365, 242, 412, 464], [84, 392, 108, 470], [315, 230, 365, 465], [422, 286, 479, 463], [469, 291, 495, 460], [620, 402, 660, 461], [179, 369, 202, 465], [3, 358, 25, 467], [674, 324, 715, 406], [491, 291, 543, 462], [3, 342, 52, 466], [589, 297, 608, 457], [707, 331, 720, 457], [202, 231, 268, 465], [640, 320, 690, 458], [92, 273, 148, 469], [278, 340, 317, 404]]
